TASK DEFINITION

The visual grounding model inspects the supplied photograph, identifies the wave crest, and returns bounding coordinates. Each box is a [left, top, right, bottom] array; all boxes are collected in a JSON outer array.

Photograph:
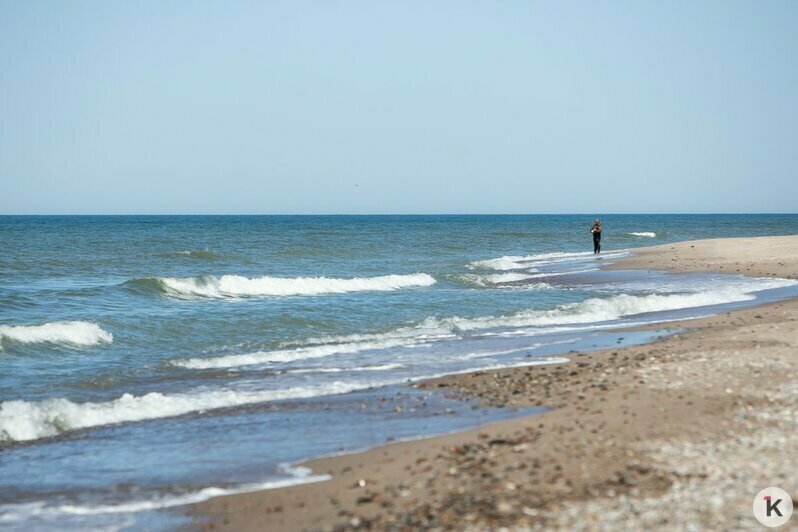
[[171, 338, 411, 369], [171, 277, 796, 370], [128, 273, 436, 299], [469, 251, 617, 271], [429, 277, 795, 332], [629, 232, 656, 237], [0, 322, 112, 349], [0, 381, 381, 442], [454, 272, 554, 288]]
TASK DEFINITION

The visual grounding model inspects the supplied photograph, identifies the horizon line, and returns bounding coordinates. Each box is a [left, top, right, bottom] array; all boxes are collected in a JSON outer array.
[[1, 212, 797, 217]]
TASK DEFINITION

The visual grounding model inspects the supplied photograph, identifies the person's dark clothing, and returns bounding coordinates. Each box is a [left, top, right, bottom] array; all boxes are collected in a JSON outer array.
[[591, 222, 602, 253], [593, 231, 601, 253]]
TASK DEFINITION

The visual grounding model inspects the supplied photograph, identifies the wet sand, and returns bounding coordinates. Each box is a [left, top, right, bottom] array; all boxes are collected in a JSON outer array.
[[191, 235, 798, 530]]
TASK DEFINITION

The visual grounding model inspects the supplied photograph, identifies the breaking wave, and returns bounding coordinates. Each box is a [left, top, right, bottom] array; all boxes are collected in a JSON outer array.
[[421, 277, 795, 332], [454, 272, 554, 288], [0, 381, 384, 443], [171, 339, 411, 369], [483, 272, 540, 284], [0, 322, 112, 349], [287, 363, 404, 374], [169, 277, 796, 370], [3, 277, 793, 443], [126, 273, 436, 299], [469, 251, 627, 271], [629, 232, 656, 237]]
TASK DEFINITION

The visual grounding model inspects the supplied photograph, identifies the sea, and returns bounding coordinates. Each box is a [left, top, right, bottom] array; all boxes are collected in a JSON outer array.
[[1, 214, 797, 530]]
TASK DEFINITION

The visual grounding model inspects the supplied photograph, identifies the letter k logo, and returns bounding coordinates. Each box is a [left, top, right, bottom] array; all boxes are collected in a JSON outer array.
[[765, 495, 783, 517], [754, 487, 793, 527]]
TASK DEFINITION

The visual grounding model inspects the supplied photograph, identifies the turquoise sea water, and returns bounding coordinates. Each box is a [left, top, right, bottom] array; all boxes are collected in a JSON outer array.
[[1, 214, 797, 529]]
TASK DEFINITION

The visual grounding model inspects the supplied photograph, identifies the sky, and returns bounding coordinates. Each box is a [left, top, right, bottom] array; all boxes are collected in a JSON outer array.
[[1, 1, 796, 214]]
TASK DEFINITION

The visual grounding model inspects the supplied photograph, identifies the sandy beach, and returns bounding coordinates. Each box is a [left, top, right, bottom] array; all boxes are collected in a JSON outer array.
[[6, 1, 798, 528], [191, 235, 798, 530]]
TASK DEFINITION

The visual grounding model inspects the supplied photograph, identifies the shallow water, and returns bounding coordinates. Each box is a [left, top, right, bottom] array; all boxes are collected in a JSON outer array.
[[1, 214, 797, 529]]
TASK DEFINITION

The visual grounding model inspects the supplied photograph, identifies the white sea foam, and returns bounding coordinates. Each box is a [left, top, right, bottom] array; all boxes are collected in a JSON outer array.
[[0, 381, 384, 442], [173, 276, 796, 371], [155, 272, 436, 298], [458, 347, 542, 360], [4, 275, 792, 442], [629, 232, 657, 237], [172, 338, 411, 369], [296, 326, 457, 351], [483, 272, 539, 284], [287, 363, 404, 374], [468, 254, 555, 271], [525, 267, 601, 279], [427, 277, 795, 332], [457, 272, 553, 288], [0, 321, 112, 349], [353, 277, 794, 335], [468, 251, 627, 271]]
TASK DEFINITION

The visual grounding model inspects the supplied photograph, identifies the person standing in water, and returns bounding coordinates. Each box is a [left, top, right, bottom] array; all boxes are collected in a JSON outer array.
[[590, 219, 602, 254]]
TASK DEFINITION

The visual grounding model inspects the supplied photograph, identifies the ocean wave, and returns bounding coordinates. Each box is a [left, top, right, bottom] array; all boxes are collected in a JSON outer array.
[[171, 338, 411, 369], [0, 321, 112, 349], [427, 277, 795, 331], [287, 363, 404, 374], [468, 251, 626, 271], [127, 272, 436, 299], [454, 272, 553, 288], [171, 277, 796, 370], [524, 268, 601, 279], [0, 381, 385, 443], [483, 272, 539, 284], [628, 232, 656, 237]]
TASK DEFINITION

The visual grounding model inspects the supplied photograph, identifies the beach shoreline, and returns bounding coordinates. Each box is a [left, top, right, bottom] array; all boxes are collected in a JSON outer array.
[[190, 235, 798, 530]]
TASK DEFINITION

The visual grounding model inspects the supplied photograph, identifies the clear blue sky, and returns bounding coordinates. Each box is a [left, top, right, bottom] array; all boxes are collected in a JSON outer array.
[[1, 1, 796, 214]]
